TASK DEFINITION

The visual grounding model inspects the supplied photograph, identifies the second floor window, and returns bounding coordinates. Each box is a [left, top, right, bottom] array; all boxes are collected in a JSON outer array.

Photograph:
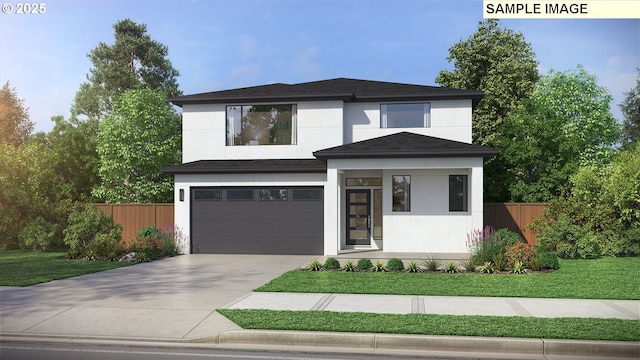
[[380, 103, 430, 128], [226, 104, 297, 146]]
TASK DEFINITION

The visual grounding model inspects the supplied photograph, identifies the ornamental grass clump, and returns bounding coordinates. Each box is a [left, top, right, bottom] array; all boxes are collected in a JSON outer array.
[[372, 260, 386, 272], [423, 256, 441, 272], [406, 261, 421, 273], [342, 260, 357, 272]]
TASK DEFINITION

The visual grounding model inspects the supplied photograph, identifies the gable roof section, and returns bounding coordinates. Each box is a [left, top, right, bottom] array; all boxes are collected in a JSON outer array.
[[313, 132, 499, 159], [162, 159, 327, 175], [170, 78, 483, 106]]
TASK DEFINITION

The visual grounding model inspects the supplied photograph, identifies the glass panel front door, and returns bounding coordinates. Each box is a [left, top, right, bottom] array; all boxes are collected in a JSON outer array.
[[347, 189, 371, 245]]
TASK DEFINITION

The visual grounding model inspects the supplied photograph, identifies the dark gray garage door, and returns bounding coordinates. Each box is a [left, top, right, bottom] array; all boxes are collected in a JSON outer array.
[[191, 187, 324, 254]]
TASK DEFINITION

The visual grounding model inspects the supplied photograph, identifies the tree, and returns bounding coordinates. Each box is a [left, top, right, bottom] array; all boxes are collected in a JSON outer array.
[[0, 81, 33, 146], [93, 89, 181, 203], [71, 19, 182, 120], [436, 19, 539, 145], [30, 116, 101, 202], [497, 66, 621, 202], [620, 69, 640, 146], [0, 142, 70, 250]]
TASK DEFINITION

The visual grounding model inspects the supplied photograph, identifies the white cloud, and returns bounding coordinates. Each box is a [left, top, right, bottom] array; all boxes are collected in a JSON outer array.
[[230, 64, 260, 85]]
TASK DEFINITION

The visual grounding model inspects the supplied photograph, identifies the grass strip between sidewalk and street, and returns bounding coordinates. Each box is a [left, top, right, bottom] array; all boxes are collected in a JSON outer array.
[[0, 250, 133, 286], [217, 309, 640, 341], [255, 257, 640, 300]]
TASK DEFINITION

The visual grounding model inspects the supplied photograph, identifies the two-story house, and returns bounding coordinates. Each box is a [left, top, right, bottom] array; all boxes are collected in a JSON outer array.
[[163, 78, 498, 256]]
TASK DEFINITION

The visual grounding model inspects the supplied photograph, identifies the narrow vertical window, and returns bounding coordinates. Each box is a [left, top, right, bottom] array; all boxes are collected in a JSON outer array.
[[392, 175, 411, 212], [449, 175, 468, 212]]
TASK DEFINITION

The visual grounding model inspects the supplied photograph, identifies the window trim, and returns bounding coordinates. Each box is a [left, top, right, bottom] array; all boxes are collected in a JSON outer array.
[[380, 102, 430, 128], [226, 189, 255, 201]]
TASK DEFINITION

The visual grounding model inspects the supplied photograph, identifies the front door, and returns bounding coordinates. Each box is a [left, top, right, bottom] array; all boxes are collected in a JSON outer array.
[[346, 189, 371, 245]]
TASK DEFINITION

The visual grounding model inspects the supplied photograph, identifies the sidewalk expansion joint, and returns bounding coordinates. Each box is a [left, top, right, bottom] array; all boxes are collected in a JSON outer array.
[[505, 299, 533, 317], [601, 300, 639, 319], [411, 296, 425, 314], [311, 294, 335, 311]]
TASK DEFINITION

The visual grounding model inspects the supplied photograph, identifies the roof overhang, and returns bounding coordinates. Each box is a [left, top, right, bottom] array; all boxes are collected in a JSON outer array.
[[162, 159, 327, 175]]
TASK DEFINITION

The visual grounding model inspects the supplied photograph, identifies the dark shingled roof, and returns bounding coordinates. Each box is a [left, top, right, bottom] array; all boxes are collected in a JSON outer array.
[[170, 78, 483, 106], [162, 159, 327, 175], [313, 132, 499, 159]]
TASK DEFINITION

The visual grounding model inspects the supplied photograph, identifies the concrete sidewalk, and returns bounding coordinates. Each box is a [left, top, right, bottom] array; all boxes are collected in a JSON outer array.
[[224, 292, 640, 319]]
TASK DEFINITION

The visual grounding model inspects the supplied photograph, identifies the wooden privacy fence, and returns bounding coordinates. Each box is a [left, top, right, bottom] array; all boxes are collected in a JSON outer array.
[[94, 202, 546, 246], [94, 203, 174, 243], [483, 203, 547, 245]]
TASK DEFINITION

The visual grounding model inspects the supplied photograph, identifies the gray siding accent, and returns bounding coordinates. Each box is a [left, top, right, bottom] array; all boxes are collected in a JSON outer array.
[[191, 187, 324, 255]]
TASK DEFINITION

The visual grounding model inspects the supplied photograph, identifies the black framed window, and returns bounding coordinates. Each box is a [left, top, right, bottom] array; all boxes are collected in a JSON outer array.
[[381, 103, 430, 128], [392, 175, 411, 212], [226, 104, 297, 146], [449, 175, 468, 212]]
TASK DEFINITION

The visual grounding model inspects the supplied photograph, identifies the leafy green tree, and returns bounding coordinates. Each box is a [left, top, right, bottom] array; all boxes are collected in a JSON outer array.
[[497, 66, 620, 202], [620, 69, 640, 146], [93, 89, 181, 203], [0, 81, 33, 146], [30, 116, 101, 202], [71, 18, 182, 120], [436, 19, 539, 145], [0, 142, 70, 249], [533, 143, 640, 257]]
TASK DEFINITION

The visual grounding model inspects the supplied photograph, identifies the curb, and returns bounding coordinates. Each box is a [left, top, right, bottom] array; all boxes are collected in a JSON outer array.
[[216, 330, 640, 358], [3, 331, 639, 358]]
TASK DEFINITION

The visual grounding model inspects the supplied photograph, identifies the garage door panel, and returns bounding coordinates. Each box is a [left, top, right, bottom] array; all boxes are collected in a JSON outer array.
[[191, 187, 323, 255]]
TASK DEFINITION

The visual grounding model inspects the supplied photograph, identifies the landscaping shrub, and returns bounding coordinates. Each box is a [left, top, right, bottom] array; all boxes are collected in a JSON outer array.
[[386, 258, 404, 271], [342, 260, 357, 272], [444, 261, 459, 273], [531, 145, 640, 257], [406, 261, 421, 273], [356, 258, 373, 271], [18, 217, 62, 252], [468, 227, 524, 265], [461, 256, 477, 272], [324, 257, 340, 270], [307, 260, 323, 271], [129, 225, 181, 261], [63, 204, 123, 260], [535, 245, 560, 270], [504, 241, 537, 269], [372, 260, 386, 272], [424, 256, 440, 271]]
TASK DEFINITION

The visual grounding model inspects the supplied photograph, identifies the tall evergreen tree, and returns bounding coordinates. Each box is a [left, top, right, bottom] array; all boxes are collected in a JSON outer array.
[[436, 19, 539, 146]]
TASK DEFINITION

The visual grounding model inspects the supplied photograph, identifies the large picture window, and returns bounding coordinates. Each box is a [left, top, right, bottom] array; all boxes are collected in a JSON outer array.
[[226, 104, 297, 146], [449, 175, 468, 212], [392, 175, 411, 212], [381, 103, 430, 128]]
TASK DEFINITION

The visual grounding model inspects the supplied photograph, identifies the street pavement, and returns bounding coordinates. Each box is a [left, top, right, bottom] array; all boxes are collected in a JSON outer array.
[[0, 254, 638, 359]]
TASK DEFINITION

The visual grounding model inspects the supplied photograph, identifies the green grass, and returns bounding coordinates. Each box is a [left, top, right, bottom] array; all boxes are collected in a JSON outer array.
[[256, 257, 640, 300], [217, 309, 640, 341], [0, 250, 133, 286]]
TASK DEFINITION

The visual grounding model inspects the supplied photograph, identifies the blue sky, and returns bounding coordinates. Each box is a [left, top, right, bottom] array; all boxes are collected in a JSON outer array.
[[1, 0, 638, 133]]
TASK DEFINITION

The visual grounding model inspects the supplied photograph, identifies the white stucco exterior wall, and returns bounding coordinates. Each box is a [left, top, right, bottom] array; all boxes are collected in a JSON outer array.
[[181, 101, 344, 162], [326, 157, 483, 254], [343, 99, 473, 144]]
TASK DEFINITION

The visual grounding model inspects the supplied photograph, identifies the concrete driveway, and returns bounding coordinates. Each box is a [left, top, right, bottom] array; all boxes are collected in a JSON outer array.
[[0, 254, 315, 341]]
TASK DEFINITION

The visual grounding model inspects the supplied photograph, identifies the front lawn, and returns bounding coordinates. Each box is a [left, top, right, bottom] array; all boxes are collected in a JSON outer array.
[[256, 257, 640, 300], [218, 309, 640, 341], [0, 250, 133, 286]]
